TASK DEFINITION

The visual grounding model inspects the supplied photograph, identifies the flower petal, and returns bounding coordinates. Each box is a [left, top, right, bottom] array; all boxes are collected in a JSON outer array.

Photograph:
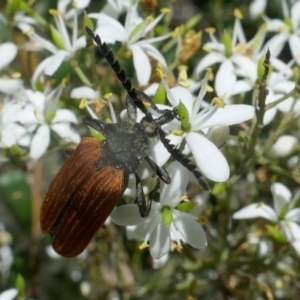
[[232, 203, 277, 221], [50, 123, 80, 143], [280, 220, 300, 242], [186, 132, 230, 182], [160, 161, 189, 207], [30, 125, 50, 159], [289, 34, 300, 65], [72, 36, 86, 52], [52, 109, 78, 123], [149, 222, 170, 259], [138, 42, 167, 67], [92, 13, 127, 43], [215, 59, 236, 102], [111, 204, 145, 226], [286, 208, 300, 223], [71, 86, 98, 99], [0, 79, 22, 94], [130, 45, 151, 85], [271, 182, 291, 215], [31, 56, 53, 88], [174, 214, 207, 249], [195, 104, 255, 130], [267, 135, 298, 158], [0, 288, 18, 300], [195, 52, 224, 75], [0, 43, 17, 70], [44, 51, 68, 76]]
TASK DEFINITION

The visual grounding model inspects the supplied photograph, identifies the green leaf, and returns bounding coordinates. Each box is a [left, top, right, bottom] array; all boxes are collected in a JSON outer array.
[[83, 11, 94, 30], [128, 20, 147, 42], [50, 24, 65, 50], [177, 201, 196, 212], [185, 14, 202, 31], [178, 101, 191, 132], [10, 144, 21, 156], [45, 109, 56, 124], [16, 273, 26, 298], [222, 30, 232, 58], [266, 225, 286, 243], [0, 170, 32, 231], [212, 183, 227, 195]]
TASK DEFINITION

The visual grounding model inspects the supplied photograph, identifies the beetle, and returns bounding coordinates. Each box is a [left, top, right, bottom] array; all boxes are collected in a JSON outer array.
[[40, 27, 209, 257]]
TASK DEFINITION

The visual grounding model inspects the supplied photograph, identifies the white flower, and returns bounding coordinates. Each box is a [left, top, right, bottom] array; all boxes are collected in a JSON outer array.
[[233, 182, 300, 254], [0, 98, 27, 148], [13, 86, 80, 159], [267, 135, 298, 158], [0, 289, 18, 300], [19, 6, 86, 87], [144, 71, 255, 182], [90, 4, 171, 85], [111, 161, 207, 259], [261, 70, 297, 125], [249, 0, 267, 19], [195, 11, 263, 103], [71, 86, 102, 119], [102, 0, 131, 18], [0, 43, 18, 70], [0, 42, 22, 94], [263, 0, 300, 65]]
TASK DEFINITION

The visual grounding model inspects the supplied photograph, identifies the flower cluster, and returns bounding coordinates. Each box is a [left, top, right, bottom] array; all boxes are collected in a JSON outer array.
[[1, 0, 300, 298]]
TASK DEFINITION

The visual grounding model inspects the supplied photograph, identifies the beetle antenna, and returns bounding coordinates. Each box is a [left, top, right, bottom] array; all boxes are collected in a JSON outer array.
[[158, 128, 210, 191], [86, 26, 148, 115]]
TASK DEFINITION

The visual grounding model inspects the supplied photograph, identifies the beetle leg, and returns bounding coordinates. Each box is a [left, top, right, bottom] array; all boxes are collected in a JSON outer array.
[[125, 94, 137, 123], [134, 174, 151, 218], [82, 116, 106, 133], [144, 156, 171, 184], [136, 90, 177, 116], [158, 128, 210, 191], [65, 148, 75, 156]]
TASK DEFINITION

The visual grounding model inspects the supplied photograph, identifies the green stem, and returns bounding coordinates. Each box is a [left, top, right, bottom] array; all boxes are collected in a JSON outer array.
[[72, 61, 92, 87]]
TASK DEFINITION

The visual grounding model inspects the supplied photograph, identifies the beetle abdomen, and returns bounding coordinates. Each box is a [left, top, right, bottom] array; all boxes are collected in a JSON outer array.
[[41, 137, 126, 257]]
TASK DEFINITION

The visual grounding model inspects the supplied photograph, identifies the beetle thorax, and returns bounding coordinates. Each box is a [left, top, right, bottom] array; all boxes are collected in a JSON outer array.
[[102, 121, 150, 173]]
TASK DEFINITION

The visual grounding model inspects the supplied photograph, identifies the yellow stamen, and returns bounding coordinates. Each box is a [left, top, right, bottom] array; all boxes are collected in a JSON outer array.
[[49, 9, 61, 16], [179, 81, 191, 88], [212, 97, 225, 108], [205, 27, 216, 34], [171, 130, 184, 136], [156, 68, 164, 79], [205, 84, 213, 92], [179, 69, 188, 81], [181, 194, 190, 201], [22, 27, 34, 36], [79, 98, 87, 109], [160, 8, 171, 14], [176, 244, 183, 253], [139, 242, 149, 250], [178, 65, 188, 71], [198, 216, 208, 224], [11, 72, 21, 79], [172, 27, 180, 38], [146, 15, 154, 22], [257, 201, 265, 207], [233, 8, 243, 19], [202, 45, 211, 52], [103, 93, 112, 100], [61, 75, 70, 87]]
